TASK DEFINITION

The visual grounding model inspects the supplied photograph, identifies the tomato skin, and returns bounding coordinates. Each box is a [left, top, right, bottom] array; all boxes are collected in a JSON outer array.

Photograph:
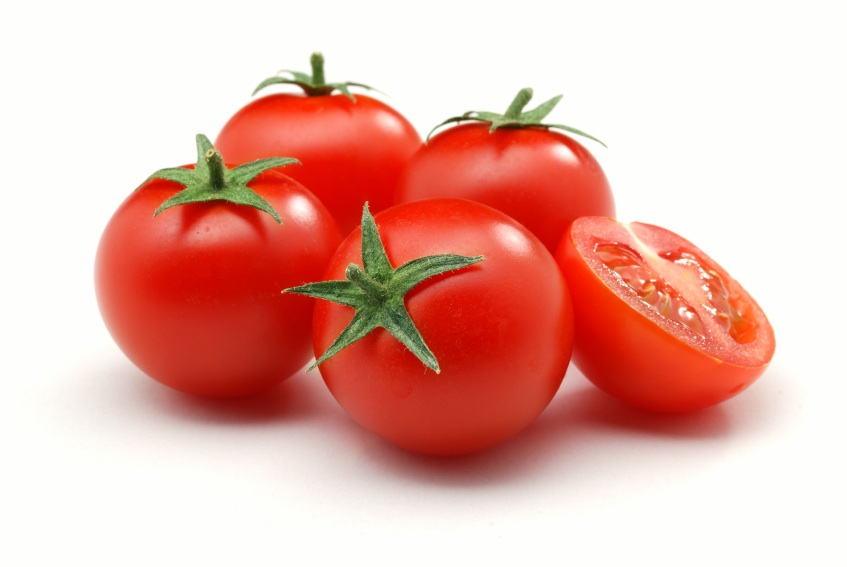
[[312, 198, 574, 456], [215, 93, 422, 235], [395, 123, 615, 252], [95, 169, 341, 398], [555, 217, 775, 413]]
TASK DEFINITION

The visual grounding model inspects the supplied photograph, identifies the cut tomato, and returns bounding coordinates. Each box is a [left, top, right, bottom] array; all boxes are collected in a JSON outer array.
[[555, 216, 775, 412]]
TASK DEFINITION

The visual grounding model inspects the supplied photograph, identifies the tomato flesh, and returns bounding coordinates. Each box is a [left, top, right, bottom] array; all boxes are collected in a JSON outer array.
[[556, 216, 775, 412], [596, 243, 758, 345]]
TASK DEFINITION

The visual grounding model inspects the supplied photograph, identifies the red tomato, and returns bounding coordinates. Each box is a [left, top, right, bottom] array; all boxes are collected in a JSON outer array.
[[298, 199, 574, 456], [395, 89, 614, 252], [215, 53, 421, 235], [95, 142, 341, 398], [555, 216, 775, 412]]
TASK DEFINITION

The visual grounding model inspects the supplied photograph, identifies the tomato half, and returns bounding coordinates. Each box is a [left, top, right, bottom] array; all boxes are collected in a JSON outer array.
[[95, 167, 341, 398], [215, 92, 420, 235], [555, 216, 775, 412], [305, 199, 574, 456]]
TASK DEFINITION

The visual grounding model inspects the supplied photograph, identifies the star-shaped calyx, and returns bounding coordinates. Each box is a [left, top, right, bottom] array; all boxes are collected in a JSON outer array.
[[427, 87, 606, 146], [252, 51, 377, 101], [284, 204, 485, 374], [149, 134, 299, 223]]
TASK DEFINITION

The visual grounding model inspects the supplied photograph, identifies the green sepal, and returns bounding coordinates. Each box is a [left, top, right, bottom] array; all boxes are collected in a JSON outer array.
[[427, 87, 606, 147], [284, 203, 485, 373], [150, 134, 299, 224], [253, 51, 377, 101]]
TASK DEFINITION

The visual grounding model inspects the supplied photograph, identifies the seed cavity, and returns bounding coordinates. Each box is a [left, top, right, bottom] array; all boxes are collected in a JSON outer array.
[[660, 251, 757, 344], [595, 243, 756, 343]]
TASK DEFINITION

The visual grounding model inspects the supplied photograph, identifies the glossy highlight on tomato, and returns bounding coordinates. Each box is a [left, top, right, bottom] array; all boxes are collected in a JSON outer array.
[[555, 216, 775, 413], [308, 198, 575, 456]]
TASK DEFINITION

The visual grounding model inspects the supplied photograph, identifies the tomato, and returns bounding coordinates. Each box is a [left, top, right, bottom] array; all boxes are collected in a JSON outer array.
[[215, 52, 422, 235], [395, 88, 614, 252], [287, 199, 574, 456], [555, 216, 776, 413], [95, 135, 341, 398]]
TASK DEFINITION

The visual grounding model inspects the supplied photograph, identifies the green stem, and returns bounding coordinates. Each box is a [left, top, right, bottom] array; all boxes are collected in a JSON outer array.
[[503, 88, 533, 120], [311, 52, 326, 86], [206, 149, 227, 191]]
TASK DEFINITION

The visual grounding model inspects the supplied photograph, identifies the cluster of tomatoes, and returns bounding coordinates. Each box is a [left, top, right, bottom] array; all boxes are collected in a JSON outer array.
[[95, 53, 775, 457]]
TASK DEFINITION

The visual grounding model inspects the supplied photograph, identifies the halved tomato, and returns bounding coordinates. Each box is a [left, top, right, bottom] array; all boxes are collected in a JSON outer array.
[[555, 216, 775, 412]]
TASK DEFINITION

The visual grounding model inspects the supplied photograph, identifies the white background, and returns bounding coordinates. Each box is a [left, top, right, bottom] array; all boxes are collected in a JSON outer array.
[[3, 1, 844, 565]]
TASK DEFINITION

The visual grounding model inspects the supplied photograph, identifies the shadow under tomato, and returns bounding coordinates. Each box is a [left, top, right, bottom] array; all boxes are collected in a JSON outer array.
[[338, 395, 586, 486], [552, 381, 735, 440], [353, 376, 739, 487], [140, 365, 337, 426]]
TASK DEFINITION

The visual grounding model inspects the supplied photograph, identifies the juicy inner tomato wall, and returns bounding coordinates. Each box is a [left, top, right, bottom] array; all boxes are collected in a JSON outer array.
[[595, 243, 758, 345], [580, 220, 774, 367]]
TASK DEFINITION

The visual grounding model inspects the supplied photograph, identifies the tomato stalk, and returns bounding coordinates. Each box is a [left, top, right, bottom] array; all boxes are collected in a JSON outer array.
[[150, 134, 299, 223], [284, 203, 484, 373], [427, 87, 606, 146], [310, 52, 327, 87], [502, 88, 534, 120], [205, 148, 227, 191], [252, 51, 376, 101]]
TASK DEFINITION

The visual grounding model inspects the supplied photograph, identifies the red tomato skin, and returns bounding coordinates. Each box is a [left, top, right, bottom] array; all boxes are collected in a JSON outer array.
[[95, 169, 341, 398], [395, 123, 615, 253], [312, 198, 574, 456], [555, 218, 774, 413], [215, 93, 422, 235]]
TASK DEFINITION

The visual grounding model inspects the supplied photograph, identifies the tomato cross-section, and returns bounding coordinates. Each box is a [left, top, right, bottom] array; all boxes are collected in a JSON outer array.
[[555, 216, 775, 412]]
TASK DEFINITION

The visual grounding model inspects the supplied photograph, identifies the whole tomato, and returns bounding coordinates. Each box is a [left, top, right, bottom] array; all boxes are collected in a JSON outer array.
[[95, 135, 341, 398], [555, 216, 776, 412], [286, 199, 574, 456], [215, 52, 422, 235], [395, 88, 615, 252]]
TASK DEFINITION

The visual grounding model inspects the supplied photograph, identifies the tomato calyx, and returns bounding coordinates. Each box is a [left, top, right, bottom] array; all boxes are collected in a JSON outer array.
[[149, 134, 298, 224], [284, 203, 485, 373], [252, 51, 376, 101], [427, 87, 606, 146]]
